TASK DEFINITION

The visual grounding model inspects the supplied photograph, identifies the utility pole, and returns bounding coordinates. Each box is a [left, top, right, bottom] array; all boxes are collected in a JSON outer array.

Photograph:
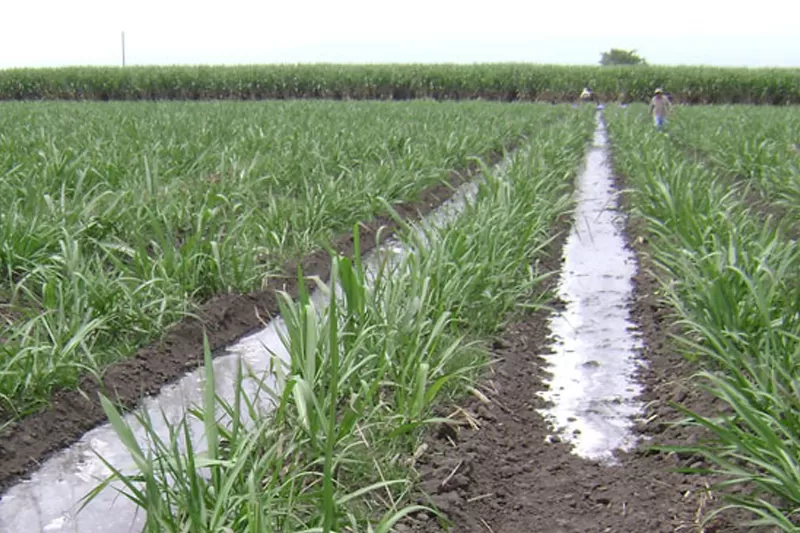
[[121, 31, 126, 67]]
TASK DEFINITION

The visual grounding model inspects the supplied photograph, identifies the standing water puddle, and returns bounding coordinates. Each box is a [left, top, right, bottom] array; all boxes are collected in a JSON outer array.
[[0, 156, 507, 533], [537, 110, 644, 463]]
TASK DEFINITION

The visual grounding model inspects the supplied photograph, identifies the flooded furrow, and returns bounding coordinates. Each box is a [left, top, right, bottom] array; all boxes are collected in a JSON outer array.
[[0, 156, 509, 533], [537, 110, 644, 463]]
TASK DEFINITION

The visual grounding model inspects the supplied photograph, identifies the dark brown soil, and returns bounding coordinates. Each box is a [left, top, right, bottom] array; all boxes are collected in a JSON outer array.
[[0, 149, 510, 495], [401, 173, 752, 532]]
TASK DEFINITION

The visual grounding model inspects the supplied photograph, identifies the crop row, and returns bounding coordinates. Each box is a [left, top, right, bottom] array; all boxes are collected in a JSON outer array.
[[1, 64, 799, 103], [663, 105, 800, 225], [82, 108, 596, 532], [0, 100, 577, 423], [606, 105, 800, 531]]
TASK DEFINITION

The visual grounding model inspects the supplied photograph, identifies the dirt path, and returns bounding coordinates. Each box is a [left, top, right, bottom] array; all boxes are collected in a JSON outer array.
[[403, 117, 751, 533]]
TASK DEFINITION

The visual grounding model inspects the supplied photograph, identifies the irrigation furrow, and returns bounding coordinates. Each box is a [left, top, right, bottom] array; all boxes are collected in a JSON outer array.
[[0, 99, 536, 496], [0, 155, 513, 533], [404, 111, 688, 533], [536, 110, 643, 461]]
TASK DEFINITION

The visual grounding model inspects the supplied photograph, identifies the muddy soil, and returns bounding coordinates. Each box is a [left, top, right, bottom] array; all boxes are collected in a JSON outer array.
[[0, 148, 513, 495], [403, 179, 751, 532]]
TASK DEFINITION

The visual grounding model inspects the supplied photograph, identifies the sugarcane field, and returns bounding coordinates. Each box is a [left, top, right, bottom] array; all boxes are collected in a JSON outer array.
[[0, 32, 799, 533]]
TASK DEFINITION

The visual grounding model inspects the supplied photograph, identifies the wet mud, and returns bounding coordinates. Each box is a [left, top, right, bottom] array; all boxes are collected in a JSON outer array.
[[0, 147, 515, 496], [405, 115, 749, 533], [405, 286, 746, 533]]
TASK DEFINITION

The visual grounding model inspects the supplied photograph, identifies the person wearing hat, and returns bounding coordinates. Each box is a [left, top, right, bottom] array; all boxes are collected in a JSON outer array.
[[579, 87, 596, 104], [649, 88, 671, 131]]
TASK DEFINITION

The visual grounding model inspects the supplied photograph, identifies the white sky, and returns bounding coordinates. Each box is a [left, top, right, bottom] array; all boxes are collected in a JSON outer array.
[[2, 0, 799, 68]]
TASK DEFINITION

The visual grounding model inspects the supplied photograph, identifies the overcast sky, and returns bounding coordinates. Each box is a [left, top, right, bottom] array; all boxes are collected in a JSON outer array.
[[2, 0, 799, 69]]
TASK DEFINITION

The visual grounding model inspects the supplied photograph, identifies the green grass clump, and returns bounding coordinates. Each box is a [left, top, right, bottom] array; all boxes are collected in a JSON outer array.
[[0, 99, 574, 421], [605, 104, 800, 531], [82, 108, 595, 532], [661, 105, 800, 224], [1, 63, 799, 104]]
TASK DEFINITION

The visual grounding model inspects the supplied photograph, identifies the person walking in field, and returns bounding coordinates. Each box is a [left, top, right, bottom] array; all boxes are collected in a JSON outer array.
[[649, 88, 671, 131], [579, 87, 596, 104]]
